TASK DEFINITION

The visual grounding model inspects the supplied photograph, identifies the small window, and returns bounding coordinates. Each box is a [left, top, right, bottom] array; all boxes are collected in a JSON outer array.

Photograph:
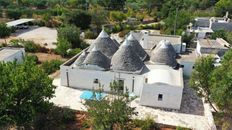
[[145, 78, 148, 83], [94, 79, 99, 84], [118, 79, 124, 91], [158, 94, 163, 101]]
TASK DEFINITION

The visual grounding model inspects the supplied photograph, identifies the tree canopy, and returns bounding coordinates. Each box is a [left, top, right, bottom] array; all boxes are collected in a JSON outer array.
[[189, 56, 217, 111], [190, 49, 232, 115], [57, 24, 82, 48], [0, 57, 55, 126], [211, 50, 232, 115], [0, 23, 11, 39], [84, 81, 136, 130], [65, 10, 92, 30]]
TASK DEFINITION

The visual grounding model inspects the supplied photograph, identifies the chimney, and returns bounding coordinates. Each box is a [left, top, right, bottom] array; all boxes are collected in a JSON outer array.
[[209, 18, 214, 29], [226, 11, 229, 19]]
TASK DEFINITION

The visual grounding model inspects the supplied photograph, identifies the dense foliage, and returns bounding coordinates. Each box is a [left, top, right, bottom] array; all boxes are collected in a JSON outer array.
[[84, 81, 137, 130], [41, 60, 63, 75], [190, 49, 232, 115], [210, 30, 232, 45], [0, 56, 55, 126], [1, 0, 231, 35], [0, 23, 11, 43]]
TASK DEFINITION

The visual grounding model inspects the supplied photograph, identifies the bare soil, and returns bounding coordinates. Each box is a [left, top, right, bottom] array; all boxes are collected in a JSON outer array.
[[28, 52, 67, 63]]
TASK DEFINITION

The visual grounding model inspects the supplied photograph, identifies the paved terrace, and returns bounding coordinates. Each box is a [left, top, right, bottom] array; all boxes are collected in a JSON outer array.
[[51, 78, 216, 130]]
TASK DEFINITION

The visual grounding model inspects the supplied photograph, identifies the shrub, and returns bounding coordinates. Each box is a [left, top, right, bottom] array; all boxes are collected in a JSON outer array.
[[34, 106, 76, 130], [119, 30, 130, 37], [67, 48, 82, 57], [10, 39, 40, 53], [132, 116, 155, 130], [55, 38, 71, 57], [176, 126, 191, 130], [26, 55, 39, 64], [6, 9, 22, 19], [112, 24, 122, 33], [152, 23, 161, 30], [23, 41, 40, 53], [85, 30, 97, 39], [41, 60, 63, 74]]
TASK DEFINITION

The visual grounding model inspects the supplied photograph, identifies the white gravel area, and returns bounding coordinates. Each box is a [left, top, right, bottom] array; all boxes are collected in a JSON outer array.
[[51, 77, 216, 130], [50, 78, 86, 111], [14, 26, 57, 49]]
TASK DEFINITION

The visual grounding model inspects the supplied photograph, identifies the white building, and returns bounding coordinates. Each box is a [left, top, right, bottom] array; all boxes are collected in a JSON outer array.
[[0, 47, 25, 63], [131, 31, 183, 53], [60, 30, 184, 110], [196, 38, 230, 56], [179, 38, 230, 77], [187, 13, 232, 39]]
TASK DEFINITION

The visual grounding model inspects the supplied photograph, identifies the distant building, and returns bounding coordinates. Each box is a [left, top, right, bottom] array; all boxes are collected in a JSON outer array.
[[60, 30, 184, 110], [6, 18, 34, 28], [131, 31, 183, 53], [187, 12, 232, 39], [196, 38, 230, 56], [180, 38, 230, 77], [0, 48, 25, 63]]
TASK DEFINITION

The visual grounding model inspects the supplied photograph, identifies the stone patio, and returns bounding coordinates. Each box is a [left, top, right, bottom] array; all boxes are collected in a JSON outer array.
[[51, 77, 216, 130]]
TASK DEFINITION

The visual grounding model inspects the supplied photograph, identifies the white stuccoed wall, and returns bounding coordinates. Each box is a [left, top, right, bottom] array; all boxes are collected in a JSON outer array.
[[140, 84, 183, 110], [60, 66, 144, 96], [60, 64, 184, 110], [3, 49, 25, 63]]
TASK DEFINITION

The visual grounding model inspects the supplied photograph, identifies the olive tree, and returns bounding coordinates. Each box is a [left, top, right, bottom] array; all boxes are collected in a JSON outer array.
[[0, 23, 11, 44], [84, 81, 136, 130], [0, 57, 55, 126], [189, 56, 217, 111]]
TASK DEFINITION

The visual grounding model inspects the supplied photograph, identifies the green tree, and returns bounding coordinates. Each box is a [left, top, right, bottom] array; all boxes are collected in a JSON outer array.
[[109, 11, 127, 23], [57, 25, 82, 48], [0, 57, 55, 126], [65, 10, 91, 29], [41, 60, 63, 74], [55, 38, 71, 57], [211, 50, 232, 115], [89, 5, 108, 29], [6, 9, 22, 19], [215, 0, 232, 17], [98, 0, 126, 10], [0, 23, 11, 44], [84, 80, 136, 130], [210, 30, 232, 45], [210, 29, 227, 40], [163, 10, 192, 35], [189, 56, 218, 112]]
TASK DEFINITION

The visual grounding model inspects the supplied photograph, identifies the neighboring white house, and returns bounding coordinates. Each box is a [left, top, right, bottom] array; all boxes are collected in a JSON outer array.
[[0, 47, 25, 63], [196, 38, 230, 56], [187, 12, 232, 39], [179, 38, 230, 77], [60, 30, 184, 110], [131, 31, 183, 53]]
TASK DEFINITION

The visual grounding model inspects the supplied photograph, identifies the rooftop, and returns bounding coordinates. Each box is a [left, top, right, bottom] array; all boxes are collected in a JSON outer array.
[[145, 65, 183, 87], [132, 32, 182, 50], [6, 18, 34, 27], [198, 38, 229, 49], [0, 48, 23, 61]]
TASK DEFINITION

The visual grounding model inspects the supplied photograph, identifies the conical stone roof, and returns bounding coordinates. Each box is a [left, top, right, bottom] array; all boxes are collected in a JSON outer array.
[[73, 51, 88, 67], [127, 33, 148, 61], [112, 39, 120, 47], [82, 46, 111, 70], [150, 40, 177, 67], [155, 40, 176, 57], [111, 40, 145, 73], [88, 30, 118, 58]]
